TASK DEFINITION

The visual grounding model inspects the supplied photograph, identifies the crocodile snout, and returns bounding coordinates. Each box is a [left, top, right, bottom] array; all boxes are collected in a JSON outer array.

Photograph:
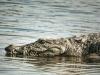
[[5, 44, 17, 55]]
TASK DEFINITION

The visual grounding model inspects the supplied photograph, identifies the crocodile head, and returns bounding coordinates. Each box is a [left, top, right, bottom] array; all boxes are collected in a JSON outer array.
[[5, 45, 66, 57]]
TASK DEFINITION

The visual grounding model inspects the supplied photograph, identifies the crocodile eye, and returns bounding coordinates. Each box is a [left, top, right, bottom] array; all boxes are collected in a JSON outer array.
[[38, 39, 45, 44]]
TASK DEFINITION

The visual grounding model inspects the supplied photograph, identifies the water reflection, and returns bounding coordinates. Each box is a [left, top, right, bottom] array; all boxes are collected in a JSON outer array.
[[26, 57, 83, 65], [0, 56, 100, 75]]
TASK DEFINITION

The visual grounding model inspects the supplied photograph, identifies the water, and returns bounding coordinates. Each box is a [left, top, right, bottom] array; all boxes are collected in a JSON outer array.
[[0, 0, 100, 75]]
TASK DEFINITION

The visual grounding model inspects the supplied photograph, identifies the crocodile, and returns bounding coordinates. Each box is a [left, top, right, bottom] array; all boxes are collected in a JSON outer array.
[[5, 33, 100, 58]]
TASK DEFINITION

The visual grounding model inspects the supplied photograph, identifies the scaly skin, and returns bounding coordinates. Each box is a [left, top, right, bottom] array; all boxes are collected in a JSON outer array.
[[5, 33, 100, 57]]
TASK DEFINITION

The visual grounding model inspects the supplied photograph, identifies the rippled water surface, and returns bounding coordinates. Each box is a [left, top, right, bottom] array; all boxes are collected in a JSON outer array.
[[0, 0, 100, 75]]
